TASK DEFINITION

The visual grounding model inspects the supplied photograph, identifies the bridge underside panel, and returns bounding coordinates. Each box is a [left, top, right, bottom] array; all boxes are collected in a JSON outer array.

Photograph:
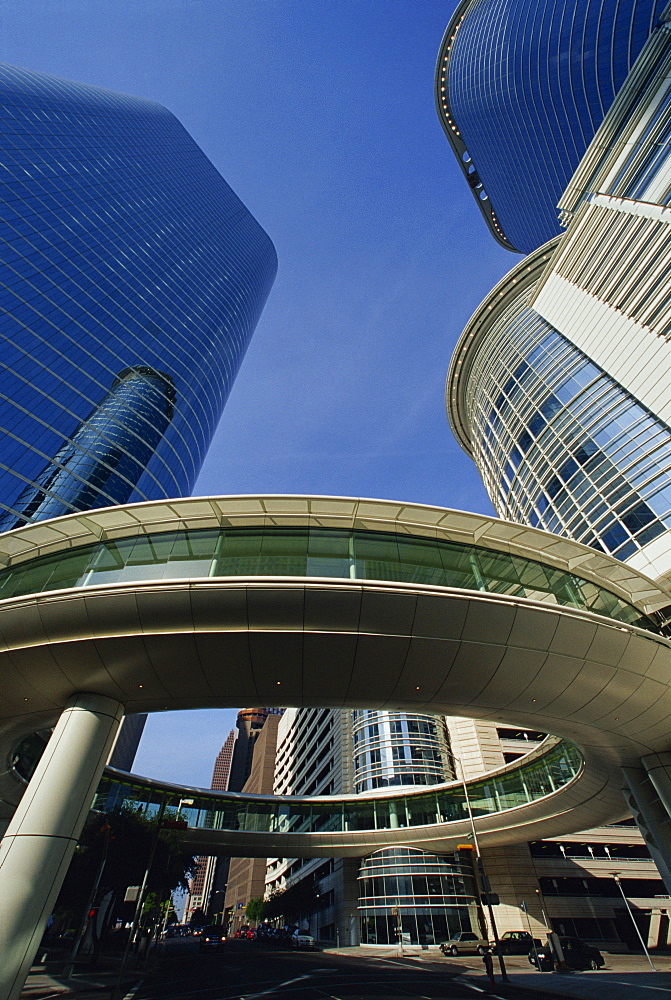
[[1, 578, 668, 842]]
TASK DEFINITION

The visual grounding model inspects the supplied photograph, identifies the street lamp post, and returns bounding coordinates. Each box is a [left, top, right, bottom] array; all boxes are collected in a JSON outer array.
[[446, 748, 508, 982], [611, 873, 656, 971], [112, 795, 167, 1000]]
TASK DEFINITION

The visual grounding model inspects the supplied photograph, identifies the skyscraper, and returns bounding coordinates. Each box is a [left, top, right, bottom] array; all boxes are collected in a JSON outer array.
[[446, 6, 671, 585], [0, 61, 277, 527], [436, 0, 668, 252], [185, 709, 283, 923], [439, 0, 671, 947], [224, 714, 281, 936], [0, 61, 276, 769]]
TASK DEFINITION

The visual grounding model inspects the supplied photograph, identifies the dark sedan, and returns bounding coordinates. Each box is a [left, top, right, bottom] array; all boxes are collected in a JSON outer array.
[[528, 936, 604, 971]]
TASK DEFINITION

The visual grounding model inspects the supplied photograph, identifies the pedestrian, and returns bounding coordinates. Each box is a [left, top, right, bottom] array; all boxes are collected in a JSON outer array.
[[482, 948, 495, 989]]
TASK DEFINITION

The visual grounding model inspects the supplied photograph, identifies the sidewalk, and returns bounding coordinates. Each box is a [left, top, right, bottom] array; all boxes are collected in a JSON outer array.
[[21, 951, 147, 1000], [325, 946, 671, 999]]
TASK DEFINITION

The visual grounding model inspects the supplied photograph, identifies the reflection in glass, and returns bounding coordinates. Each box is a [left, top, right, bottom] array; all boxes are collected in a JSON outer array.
[[0, 525, 657, 633]]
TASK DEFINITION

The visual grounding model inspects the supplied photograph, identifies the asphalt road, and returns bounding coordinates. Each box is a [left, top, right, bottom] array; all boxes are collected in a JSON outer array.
[[134, 938, 562, 1000]]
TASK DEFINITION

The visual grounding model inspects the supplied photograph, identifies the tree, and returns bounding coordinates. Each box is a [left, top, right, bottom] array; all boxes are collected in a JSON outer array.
[[264, 879, 320, 924], [53, 806, 197, 956], [245, 897, 266, 924]]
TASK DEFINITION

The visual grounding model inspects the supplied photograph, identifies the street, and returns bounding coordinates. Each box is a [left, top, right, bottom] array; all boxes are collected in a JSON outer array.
[[130, 938, 563, 1000]]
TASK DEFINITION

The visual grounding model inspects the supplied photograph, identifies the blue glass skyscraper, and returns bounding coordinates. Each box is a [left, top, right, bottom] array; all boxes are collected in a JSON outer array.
[[436, 0, 667, 252], [0, 62, 277, 528]]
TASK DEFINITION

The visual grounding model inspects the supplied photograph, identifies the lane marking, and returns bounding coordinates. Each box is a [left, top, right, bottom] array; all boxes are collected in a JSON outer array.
[[123, 980, 145, 1000], [608, 982, 671, 994]]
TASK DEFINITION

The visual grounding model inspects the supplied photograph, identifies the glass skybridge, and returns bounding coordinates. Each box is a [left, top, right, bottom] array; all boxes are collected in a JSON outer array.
[[0, 524, 657, 631], [85, 739, 581, 837]]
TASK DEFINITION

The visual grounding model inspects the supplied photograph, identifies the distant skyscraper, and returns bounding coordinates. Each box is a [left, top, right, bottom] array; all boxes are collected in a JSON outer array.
[[228, 709, 283, 793], [225, 714, 281, 935], [186, 710, 283, 922], [212, 729, 237, 791], [436, 0, 667, 251]]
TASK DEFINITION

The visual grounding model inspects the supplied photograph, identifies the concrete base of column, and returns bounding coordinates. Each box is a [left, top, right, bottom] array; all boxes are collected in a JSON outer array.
[[0, 693, 123, 1000]]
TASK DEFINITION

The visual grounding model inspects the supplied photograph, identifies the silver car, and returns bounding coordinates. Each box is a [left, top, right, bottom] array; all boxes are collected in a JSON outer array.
[[440, 931, 489, 956], [291, 929, 315, 949]]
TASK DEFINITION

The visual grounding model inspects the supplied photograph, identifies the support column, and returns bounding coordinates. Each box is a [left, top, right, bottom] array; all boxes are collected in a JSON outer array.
[[0, 693, 123, 1000], [642, 753, 671, 818], [622, 765, 671, 894]]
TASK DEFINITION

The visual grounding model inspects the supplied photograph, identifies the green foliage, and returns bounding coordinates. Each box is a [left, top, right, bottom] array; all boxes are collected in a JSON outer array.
[[263, 879, 319, 922], [245, 897, 266, 924], [55, 806, 197, 915]]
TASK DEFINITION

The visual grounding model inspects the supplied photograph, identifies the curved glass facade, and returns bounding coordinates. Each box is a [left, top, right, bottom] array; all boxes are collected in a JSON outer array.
[[439, 0, 667, 251], [462, 284, 671, 566], [0, 524, 657, 631], [0, 367, 175, 532], [358, 848, 479, 946], [351, 706, 459, 946], [352, 711, 451, 791], [0, 62, 277, 526]]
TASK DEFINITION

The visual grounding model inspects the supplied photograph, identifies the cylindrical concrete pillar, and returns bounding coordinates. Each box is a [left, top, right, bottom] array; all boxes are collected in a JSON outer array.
[[0, 692, 123, 1000], [622, 765, 671, 893], [642, 753, 671, 820]]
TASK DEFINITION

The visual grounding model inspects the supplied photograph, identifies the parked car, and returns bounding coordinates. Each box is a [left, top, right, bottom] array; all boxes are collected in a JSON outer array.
[[291, 929, 315, 949], [492, 930, 542, 955], [440, 931, 490, 956], [199, 925, 226, 950], [528, 936, 604, 971]]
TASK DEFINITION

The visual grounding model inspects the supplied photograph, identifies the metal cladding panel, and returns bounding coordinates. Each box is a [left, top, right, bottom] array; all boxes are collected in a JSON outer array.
[[0, 62, 277, 528], [443, 0, 667, 252]]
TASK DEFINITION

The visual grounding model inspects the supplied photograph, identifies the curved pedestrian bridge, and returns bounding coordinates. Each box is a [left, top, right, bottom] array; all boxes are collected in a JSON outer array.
[[0, 518, 658, 631], [0, 495, 670, 849], [96, 738, 581, 857]]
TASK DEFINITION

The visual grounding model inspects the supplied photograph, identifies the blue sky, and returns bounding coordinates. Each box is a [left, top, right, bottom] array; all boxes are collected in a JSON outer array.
[[0, 0, 515, 786]]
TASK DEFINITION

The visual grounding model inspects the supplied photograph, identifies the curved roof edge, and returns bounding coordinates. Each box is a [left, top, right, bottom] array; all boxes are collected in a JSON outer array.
[[0, 488, 665, 614], [446, 238, 561, 457], [434, 3, 519, 253]]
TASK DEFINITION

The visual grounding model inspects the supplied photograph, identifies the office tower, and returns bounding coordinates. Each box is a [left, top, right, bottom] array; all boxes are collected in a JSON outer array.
[[212, 729, 237, 791], [440, 0, 671, 947], [353, 711, 482, 946], [447, 8, 671, 586], [436, 0, 667, 252], [225, 714, 281, 936], [183, 729, 237, 921], [228, 709, 284, 792], [0, 61, 277, 528], [0, 62, 276, 769], [185, 710, 282, 923], [269, 709, 483, 947], [266, 708, 361, 946]]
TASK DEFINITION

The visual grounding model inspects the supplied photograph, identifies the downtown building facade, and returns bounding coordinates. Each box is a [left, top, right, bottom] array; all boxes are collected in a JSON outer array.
[[440, 0, 671, 949], [0, 62, 276, 769], [265, 709, 484, 947], [184, 709, 283, 924]]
